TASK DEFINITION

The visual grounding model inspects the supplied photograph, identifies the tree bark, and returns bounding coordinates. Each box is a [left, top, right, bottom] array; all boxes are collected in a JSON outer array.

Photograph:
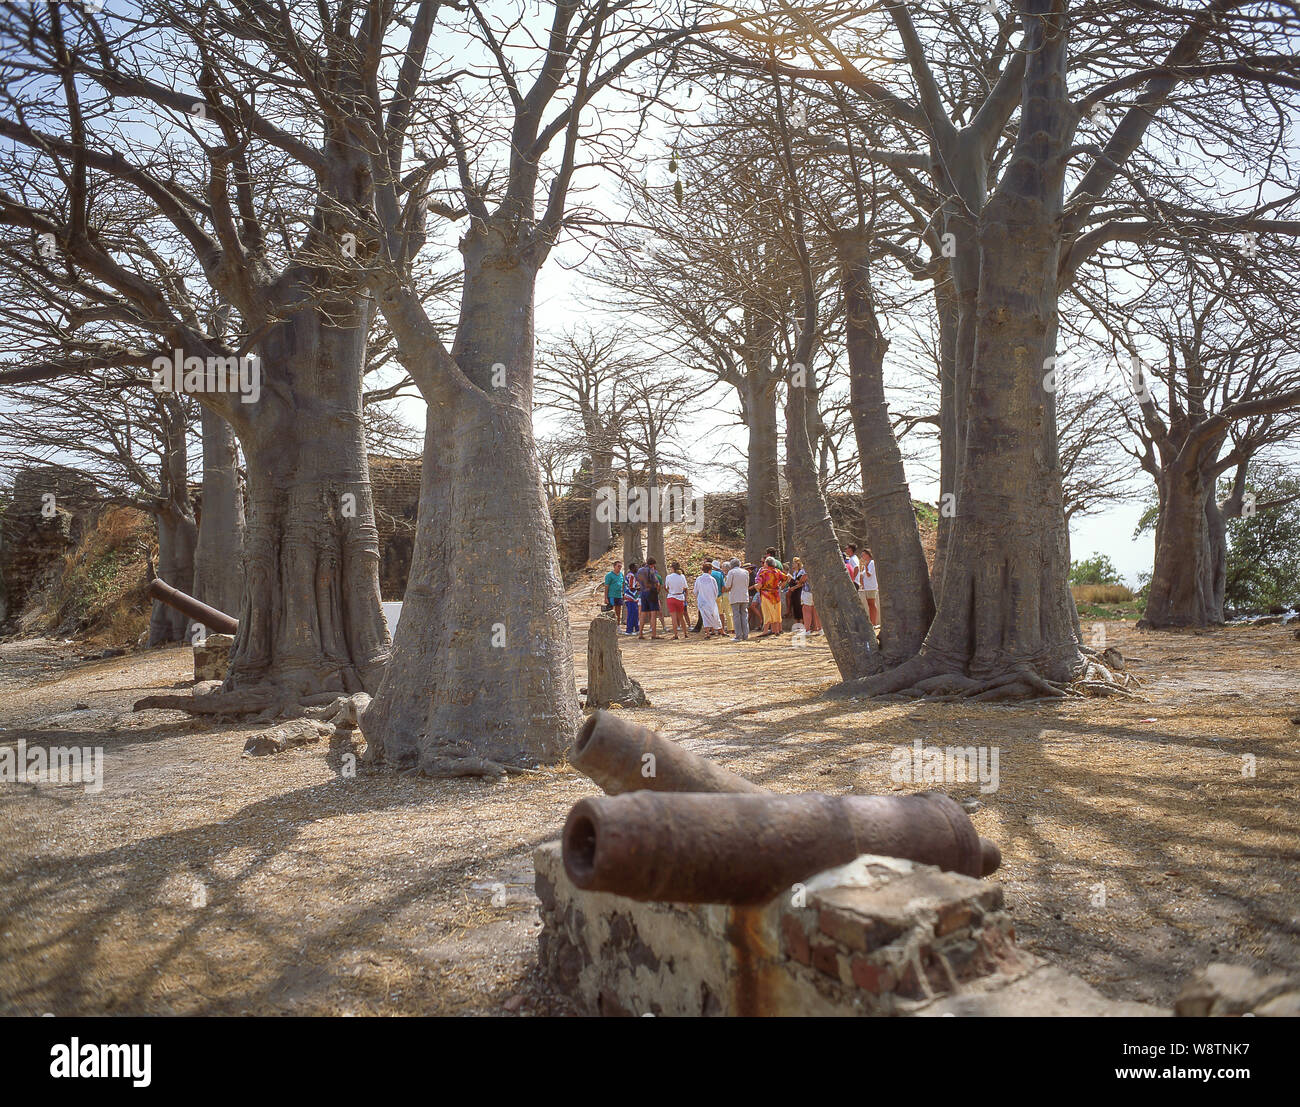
[[193, 406, 245, 616], [646, 446, 665, 571], [1142, 462, 1222, 627], [587, 446, 615, 562], [149, 506, 197, 645], [224, 308, 390, 698], [148, 395, 196, 645], [584, 614, 648, 709], [1206, 484, 1231, 618], [622, 519, 644, 565], [932, 278, 960, 594], [786, 360, 880, 681], [924, 7, 1078, 686], [363, 222, 580, 772], [842, 242, 935, 664], [742, 361, 782, 562]]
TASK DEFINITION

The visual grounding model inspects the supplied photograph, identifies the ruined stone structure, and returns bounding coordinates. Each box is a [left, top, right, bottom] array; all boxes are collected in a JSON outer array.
[[0, 465, 98, 626], [535, 842, 1160, 1016], [369, 455, 421, 600]]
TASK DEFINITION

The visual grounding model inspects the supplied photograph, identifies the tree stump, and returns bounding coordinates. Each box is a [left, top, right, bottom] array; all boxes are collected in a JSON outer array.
[[585, 614, 649, 710]]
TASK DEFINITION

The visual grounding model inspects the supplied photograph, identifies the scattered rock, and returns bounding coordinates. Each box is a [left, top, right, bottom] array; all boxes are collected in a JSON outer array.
[[503, 994, 525, 1012], [325, 692, 372, 729], [242, 719, 331, 757], [193, 633, 235, 683], [242, 734, 282, 757], [1175, 963, 1300, 1016]]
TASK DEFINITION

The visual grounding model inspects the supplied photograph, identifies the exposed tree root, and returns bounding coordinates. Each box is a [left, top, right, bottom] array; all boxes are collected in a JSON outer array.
[[830, 653, 946, 699], [417, 756, 509, 781], [133, 682, 528, 782], [1072, 680, 1141, 698], [133, 686, 283, 715], [133, 686, 377, 722], [830, 648, 1143, 704]]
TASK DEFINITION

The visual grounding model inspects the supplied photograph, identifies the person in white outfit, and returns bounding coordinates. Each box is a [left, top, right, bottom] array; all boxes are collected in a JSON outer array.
[[693, 565, 722, 637]]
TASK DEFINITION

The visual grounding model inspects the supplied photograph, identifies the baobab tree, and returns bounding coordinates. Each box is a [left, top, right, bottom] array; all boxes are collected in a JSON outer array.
[[707, 0, 1300, 698], [358, 0, 708, 774], [535, 327, 646, 562], [594, 131, 805, 562], [617, 368, 713, 570], [1089, 268, 1300, 627], [0, 2, 393, 699]]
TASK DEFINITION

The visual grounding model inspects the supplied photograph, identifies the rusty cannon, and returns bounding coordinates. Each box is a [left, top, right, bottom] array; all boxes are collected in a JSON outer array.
[[571, 710, 765, 795], [147, 578, 239, 635], [562, 790, 1001, 905]]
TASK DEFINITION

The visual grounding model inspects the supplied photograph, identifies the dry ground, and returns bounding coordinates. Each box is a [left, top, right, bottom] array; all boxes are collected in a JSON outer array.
[[0, 584, 1296, 1016]]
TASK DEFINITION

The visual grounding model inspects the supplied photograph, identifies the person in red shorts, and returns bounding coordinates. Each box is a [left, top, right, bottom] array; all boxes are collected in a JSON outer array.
[[664, 562, 690, 639]]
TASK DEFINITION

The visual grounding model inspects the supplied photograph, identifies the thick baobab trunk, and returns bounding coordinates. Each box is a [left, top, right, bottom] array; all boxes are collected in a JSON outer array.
[[193, 407, 245, 615], [932, 280, 960, 594], [587, 447, 615, 562], [843, 246, 935, 664], [149, 506, 197, 645], [148, 398, 197, 645], [1141, 465, 1222, 627], [925, 114, 1078, 680], [843, 3, 1080, 698], [364, 230, 580, 773], [743, 369, 782, 562], [786, 362, 879, 681], [646, 451, 666, 571], [622, 519, 643, 564], [224, 311, 390, 698], [1206, 489, 1230, 618]]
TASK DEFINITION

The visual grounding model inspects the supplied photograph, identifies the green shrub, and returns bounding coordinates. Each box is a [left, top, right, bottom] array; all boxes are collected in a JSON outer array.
[[1069, 553, 1123, 586]]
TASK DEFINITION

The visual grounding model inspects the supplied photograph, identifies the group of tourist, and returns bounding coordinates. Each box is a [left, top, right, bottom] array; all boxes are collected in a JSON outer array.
[[601, 544, 880, 643]]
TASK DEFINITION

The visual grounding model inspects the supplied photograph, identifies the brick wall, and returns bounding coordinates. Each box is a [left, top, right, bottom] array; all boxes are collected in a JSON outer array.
[[368, 456, 421, 601]]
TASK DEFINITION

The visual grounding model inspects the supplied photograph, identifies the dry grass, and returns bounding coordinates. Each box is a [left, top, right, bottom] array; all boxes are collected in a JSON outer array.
[[47, 506, 153, 645], [1072, 583, 1136, 604]]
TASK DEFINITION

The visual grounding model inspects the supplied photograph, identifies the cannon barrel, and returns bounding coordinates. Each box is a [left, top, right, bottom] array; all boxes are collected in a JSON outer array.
[[563, 791, 1002, 905], [571, 710, 765, 796], [147, 578, 239, 635]]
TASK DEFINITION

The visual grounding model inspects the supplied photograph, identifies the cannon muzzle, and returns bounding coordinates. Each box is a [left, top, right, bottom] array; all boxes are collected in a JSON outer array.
[[563, 791, 1001, 905], [571, 710, 764, 795], [147, 578, 239, 635]]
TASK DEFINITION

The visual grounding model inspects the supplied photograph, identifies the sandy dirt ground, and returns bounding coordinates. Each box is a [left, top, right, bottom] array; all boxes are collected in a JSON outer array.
[[0, 585, 1297, 1016]]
